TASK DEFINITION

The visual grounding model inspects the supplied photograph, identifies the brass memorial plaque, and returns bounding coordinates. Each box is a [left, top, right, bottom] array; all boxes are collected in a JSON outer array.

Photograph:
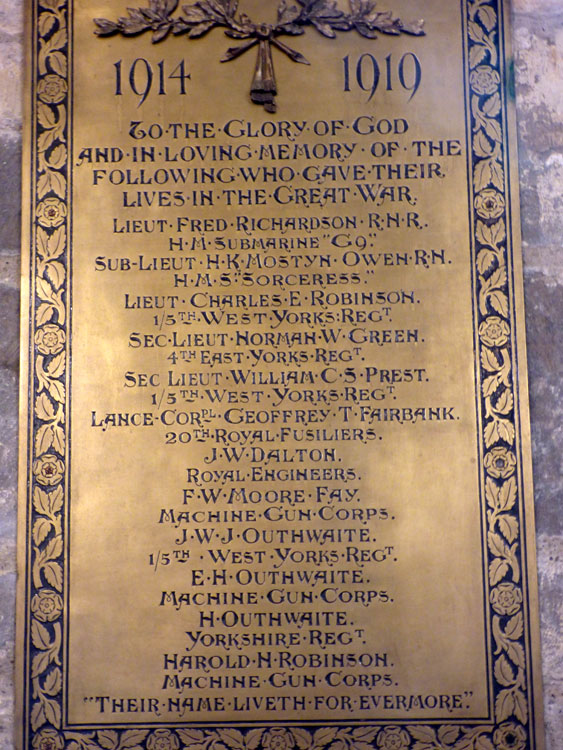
[[17, 1, 545, 748]]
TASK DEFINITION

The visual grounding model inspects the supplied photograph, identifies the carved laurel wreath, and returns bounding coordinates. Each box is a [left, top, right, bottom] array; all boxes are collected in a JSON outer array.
[[94, 0, 425, 111]]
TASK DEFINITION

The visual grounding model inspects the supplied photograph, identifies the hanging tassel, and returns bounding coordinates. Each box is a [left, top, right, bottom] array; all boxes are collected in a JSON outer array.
[[250, 39, 277, 113]]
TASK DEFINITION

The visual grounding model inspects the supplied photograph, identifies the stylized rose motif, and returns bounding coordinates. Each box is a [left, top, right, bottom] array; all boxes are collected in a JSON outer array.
[[35, 324, 66, 356], [493, 722, 526, 750], [377, 727, 410, 750], [475, 188, 505, 220], [33, 454, 64, 486], [470, 65, 501, 96], [37, 74, 67, 104], [37, 197, 67, 228], [485, 447, 517, 479], [263, 728, 295, 750], [32, 728, 64, 750], [479, 316, 510, 348], [147, 729, 180, 750], [490, 583, 523, 616], [31, 589, 63, 623]]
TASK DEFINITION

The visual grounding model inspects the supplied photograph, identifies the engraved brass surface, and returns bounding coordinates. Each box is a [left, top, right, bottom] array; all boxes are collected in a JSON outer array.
[[17, 1, 545, 749]]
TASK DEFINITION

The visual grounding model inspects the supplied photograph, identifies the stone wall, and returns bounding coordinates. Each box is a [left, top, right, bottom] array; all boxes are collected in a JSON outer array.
[[512, 2, 563, 747], [0, 1, 560, 747]]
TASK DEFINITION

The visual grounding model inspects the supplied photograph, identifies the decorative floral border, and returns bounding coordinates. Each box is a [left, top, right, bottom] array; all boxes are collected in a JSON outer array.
[[26, 0, 68, 747], [24, 1, 539, 749]]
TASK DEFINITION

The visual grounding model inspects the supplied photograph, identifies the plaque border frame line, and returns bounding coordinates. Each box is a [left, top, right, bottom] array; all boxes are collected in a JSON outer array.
[[64, 0, 74, 735], [17, 1, 545, 749], [465, 0, 504, 729], [462, 0, 495, 725]]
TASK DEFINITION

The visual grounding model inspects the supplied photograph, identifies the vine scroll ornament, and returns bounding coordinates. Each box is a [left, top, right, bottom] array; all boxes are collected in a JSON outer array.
[[94, 0, 425, 112]]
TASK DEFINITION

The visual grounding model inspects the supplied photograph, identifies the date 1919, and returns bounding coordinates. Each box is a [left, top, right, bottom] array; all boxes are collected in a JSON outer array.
[[343, 53, 422, 101]]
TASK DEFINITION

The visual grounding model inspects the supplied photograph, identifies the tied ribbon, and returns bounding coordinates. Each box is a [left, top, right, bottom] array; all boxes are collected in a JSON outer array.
[[221, 25, 309, 113]]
